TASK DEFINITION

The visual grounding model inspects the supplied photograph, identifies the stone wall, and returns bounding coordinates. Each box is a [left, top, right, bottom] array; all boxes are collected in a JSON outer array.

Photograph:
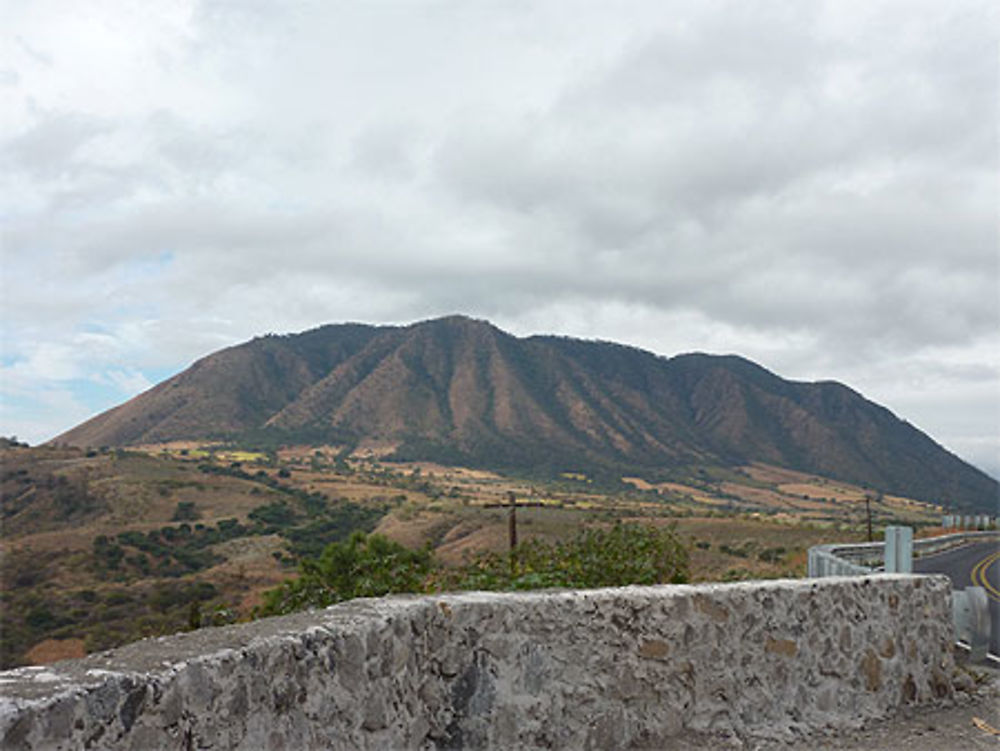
[[0, 576, 956, 750]]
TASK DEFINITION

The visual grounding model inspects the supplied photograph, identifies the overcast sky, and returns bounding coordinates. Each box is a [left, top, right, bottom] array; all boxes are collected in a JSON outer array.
[[2, 0, 998, 478]]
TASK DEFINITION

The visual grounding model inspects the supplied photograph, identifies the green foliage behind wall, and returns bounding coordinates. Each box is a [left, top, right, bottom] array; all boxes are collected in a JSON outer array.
[[259, 523, 689, 618]]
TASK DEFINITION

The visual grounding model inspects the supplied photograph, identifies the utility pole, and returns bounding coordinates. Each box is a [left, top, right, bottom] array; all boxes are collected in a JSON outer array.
[[865, 494, 873, 542]]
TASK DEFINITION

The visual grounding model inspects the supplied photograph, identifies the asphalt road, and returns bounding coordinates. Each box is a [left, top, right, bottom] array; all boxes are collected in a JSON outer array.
[[913, 540, 1000, 659]]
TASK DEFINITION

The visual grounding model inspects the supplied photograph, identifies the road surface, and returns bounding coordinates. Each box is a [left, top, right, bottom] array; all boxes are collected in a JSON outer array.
[[913, 539, 1000, 658]]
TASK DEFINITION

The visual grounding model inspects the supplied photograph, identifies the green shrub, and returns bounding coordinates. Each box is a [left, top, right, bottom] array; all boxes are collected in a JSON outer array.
[[258, 523, 688, 619], [248, 501, 298, 529], [758, 546, 786, 563], [260, 532, 433, 616], [172, 501, 199, 521], [445, 522, 689, 592]]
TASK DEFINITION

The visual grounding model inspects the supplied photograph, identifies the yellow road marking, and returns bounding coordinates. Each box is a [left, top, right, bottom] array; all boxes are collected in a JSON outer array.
[[970, 547, 1000, 602]]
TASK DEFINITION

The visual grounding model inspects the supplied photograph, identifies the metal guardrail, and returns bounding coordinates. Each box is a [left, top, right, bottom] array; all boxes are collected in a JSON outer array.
[[807, 545, 877, 577], [807, 526, 915, 577], [913, 530, 999, 558], [808, 530, 1000, 576], [808, 528, 997, 662], [941, 514, 997, 530]]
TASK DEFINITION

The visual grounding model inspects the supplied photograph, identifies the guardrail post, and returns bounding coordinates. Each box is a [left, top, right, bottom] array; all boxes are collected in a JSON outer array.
[[952, 587, 990, 662], [884, 526, 913, 573], [807, 548, 819, 577]]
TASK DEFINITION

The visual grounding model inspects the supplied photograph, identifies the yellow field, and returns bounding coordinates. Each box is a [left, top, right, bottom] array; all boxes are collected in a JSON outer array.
[[215, 450, 268, 464]]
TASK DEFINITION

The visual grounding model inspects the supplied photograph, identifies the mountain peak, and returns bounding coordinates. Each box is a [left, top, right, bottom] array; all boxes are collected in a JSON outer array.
[[407, 314, 501, 333]]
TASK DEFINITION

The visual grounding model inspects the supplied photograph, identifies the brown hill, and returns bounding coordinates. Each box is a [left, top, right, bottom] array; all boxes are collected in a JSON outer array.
[[52, 315, 999, 512]]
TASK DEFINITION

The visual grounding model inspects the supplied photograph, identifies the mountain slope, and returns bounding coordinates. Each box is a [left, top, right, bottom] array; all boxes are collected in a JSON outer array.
[[58, 324, 382, 446], [52, 316, 999, 512]]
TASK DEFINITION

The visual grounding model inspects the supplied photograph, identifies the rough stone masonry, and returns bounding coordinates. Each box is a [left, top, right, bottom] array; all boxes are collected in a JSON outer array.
[[0, 575, 956, 750]]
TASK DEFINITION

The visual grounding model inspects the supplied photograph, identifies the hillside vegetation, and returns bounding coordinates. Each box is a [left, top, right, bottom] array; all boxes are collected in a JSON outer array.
[[1, 441, 945, 669]]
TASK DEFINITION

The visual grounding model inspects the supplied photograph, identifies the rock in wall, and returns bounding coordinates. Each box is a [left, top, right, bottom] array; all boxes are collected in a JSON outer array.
[[0, 575, 956, 749]]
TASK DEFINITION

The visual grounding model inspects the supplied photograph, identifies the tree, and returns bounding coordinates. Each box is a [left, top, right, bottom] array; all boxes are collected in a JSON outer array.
[[172, 501, 199, 521], [259, 532, 433, 616]]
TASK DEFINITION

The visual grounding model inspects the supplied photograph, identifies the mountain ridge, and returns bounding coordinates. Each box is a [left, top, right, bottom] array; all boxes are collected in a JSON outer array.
[[52, 315, 998, 513]]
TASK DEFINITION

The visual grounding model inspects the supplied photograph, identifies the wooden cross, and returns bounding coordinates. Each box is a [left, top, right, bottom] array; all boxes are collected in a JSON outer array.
[[484, 491, 520, 552], [484, 491, 546, 569]]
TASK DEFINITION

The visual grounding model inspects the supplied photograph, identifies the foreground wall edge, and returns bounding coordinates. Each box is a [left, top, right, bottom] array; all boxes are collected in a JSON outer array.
[[0, 576, 956, 750]]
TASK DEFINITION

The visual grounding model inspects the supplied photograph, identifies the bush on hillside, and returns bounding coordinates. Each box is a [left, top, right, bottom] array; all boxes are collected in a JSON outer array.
[[259, 523, 689, 618], [441, 522, 689, 592], [259, 532, 433, 616]]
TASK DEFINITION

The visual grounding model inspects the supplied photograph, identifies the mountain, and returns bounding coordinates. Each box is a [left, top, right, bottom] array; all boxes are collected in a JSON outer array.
[[52, 315, 998, 512]]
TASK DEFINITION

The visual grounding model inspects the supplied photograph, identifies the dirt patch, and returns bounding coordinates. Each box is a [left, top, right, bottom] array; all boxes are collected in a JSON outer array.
[[434, 522, 510, 565], [24, 638, 86, 664], [211, 534, 286, 564], [389, 462, 502, 481], [718, 482, 803, 509], [757, 667, 1000, 750], [779, 482, 866, 503], [742, 463, 823, 486], [373, 510, 455, 550], [351, 439, 400, 459]]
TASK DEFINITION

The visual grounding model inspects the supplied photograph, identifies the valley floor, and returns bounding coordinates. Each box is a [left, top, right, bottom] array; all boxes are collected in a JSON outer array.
[[1, 441, 951, 669]]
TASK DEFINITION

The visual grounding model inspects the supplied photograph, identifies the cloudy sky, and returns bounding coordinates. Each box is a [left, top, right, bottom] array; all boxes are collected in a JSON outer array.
[[2, 0, 998, 477]]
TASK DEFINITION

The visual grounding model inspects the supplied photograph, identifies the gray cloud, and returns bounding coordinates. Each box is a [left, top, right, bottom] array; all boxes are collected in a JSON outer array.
[[1, 0, 996, 475], [2, 113, 107, 177]]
